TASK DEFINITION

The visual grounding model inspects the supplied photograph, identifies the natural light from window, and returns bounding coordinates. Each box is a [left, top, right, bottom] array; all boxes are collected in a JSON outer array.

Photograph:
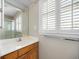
[[39, 0, 79, 36]]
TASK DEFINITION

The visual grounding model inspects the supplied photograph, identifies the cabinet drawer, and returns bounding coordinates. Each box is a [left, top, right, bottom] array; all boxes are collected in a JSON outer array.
[[3, 51, 18, 59], [18, 43, 38, 57]]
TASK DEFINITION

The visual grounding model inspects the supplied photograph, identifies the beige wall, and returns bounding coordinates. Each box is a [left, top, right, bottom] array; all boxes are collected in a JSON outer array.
[[28, 2, 39, 36], [22, 9, 29, 35], [28, 2, 79, 59]]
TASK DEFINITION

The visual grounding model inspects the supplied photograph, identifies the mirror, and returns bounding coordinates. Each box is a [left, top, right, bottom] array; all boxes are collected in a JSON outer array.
[[0, 0, 23, 39]]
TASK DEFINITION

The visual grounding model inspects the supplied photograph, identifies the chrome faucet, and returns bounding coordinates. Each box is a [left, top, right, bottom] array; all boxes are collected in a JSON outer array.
[[16, 37, 22, 42]]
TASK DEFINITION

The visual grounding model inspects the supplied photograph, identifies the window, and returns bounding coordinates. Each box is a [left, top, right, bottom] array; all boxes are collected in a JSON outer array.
[[39, 0, 79, 36], [0, 0, 2, 27], [73, 0, 79, 30], [0, 12, 1, 27], [48, 0, 56, 30], [60, 0, 72, 30], [0, 0, 4, 28], [12, 20, 15, 31], [39, 0, 56, 33], [16, 13, 22, 32]]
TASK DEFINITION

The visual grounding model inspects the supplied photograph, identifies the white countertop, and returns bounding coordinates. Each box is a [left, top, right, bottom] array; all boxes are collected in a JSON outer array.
[[0, 36, 39, 57]]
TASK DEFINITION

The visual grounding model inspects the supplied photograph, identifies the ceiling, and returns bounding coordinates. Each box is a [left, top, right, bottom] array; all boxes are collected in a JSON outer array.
[[4, 0, 38, 17], [5, 0, 38, 10], [4, 3, 21, 17]]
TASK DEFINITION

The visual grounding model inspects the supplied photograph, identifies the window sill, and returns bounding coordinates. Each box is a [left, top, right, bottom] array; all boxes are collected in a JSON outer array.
[[41, 33, 79, 40]]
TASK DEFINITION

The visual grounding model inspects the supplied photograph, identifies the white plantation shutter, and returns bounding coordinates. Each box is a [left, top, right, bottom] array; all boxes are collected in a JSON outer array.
[[73, 0, 79, 30], [39, 0, 79, 36], [40, 0, 56, 32], [41, 1, 48, 31], [41, 1, 48, 14], [41, 14, 48, 30], [60, 0, 79, 30], [48, 0, 56, 30], [60, 0, 72, 30]]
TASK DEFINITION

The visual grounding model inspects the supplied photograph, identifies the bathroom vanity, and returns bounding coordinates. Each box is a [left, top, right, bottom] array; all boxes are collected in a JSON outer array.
[[0, 37, 39, 59]]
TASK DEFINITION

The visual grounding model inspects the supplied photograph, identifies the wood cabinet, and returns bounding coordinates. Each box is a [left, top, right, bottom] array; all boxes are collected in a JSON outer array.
[[27, 48, 38, 59], [18, 47, 38, 59], [18, 42, 38, 57], [0, 42, 38, 59], [3, 51, 18, 59]]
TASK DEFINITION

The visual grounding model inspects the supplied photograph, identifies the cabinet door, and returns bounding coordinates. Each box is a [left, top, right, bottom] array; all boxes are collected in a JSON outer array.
[[18, 43, 38, 57], [3, 51, 18, 59], [27, 48, 38, 59], [18, 54, 28, 59], [18, 48, 38, 59]]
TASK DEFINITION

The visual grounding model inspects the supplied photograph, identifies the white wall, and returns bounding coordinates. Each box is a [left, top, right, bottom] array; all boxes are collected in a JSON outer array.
[[39, 36, 79, 59], [28, 1, 79, 59]]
